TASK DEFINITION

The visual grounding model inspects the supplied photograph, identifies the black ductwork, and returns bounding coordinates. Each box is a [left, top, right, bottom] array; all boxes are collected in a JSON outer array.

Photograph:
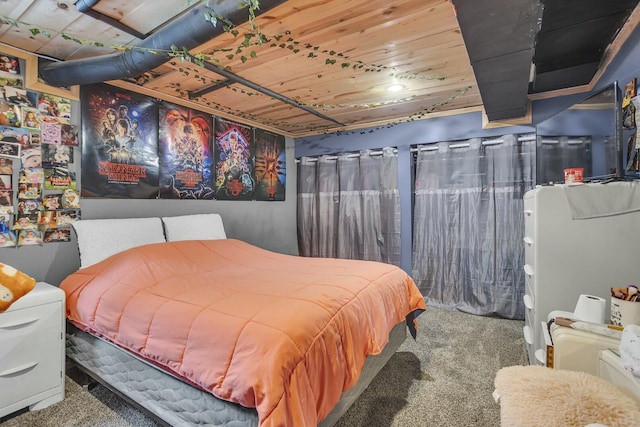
[[39, 0, 287, 87], [452, 0, 542, 121]]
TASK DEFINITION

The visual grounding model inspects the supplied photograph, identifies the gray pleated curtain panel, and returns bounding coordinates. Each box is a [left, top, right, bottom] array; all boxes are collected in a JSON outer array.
[[297, 148, 401, 267], [412, 135, 535, 319]]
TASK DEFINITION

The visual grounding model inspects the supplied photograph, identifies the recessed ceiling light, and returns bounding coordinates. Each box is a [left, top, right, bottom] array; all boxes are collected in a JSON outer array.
[[387, 84, 405, 93]]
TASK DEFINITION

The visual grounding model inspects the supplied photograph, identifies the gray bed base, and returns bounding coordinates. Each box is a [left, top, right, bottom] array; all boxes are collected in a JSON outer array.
[[66, 321, 407, 426]]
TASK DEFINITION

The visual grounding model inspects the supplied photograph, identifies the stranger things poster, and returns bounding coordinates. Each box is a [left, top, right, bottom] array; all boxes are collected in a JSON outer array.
[[214, 118, 254, 200], [80, 83, 159, 198], [254, 129, 285, 201], [158, 101, 214, 199]]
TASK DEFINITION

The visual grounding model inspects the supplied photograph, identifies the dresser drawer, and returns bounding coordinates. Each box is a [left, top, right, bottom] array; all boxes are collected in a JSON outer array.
[[0, 301, 62, 339], [0, 324, 63, 410], [523, 236, 535, 269]]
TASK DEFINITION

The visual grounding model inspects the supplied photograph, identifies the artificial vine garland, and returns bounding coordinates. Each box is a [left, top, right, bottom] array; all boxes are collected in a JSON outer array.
[[0, 0, 468, 134]]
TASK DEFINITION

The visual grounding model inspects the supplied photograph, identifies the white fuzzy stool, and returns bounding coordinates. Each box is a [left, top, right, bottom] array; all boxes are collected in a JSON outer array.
[[493, 365, 640, 427]]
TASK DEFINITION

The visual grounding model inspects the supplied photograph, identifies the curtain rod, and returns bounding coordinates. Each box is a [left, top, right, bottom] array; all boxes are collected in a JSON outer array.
[[409, 133, 537, 152], [295, 148, 397, 163]]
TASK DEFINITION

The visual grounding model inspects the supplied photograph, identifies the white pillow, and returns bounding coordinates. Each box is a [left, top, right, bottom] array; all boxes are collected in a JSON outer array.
[[161, 213, 226, 242], [72, 217, 166, 268]]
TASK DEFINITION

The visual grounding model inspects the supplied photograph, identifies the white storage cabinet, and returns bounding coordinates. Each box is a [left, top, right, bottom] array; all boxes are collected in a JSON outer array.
[[522, 183, 640, 366], [0, 282, 65, 418]]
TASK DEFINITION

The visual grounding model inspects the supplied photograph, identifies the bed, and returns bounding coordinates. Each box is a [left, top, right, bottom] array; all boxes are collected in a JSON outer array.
[[60, 214, 426, 426]]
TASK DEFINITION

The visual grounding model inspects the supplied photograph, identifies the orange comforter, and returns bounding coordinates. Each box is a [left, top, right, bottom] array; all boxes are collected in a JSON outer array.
[[60, 239, 426, 426]]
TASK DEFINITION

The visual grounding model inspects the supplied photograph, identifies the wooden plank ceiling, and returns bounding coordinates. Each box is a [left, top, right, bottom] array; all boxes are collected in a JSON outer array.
[[0, 0, 638, 137]]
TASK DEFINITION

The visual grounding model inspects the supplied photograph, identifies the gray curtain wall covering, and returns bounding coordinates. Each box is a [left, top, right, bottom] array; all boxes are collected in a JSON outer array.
[[412, 134, 536, 319], [297, 147, 401, 266]]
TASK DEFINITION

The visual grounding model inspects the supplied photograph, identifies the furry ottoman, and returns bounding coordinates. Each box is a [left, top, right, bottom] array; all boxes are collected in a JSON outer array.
[[494, 365, 640, 427]]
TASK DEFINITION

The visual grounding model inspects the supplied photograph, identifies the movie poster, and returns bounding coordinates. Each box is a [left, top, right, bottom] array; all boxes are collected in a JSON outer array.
[[80, 83, 159, 198], [214, 118, 254, 200], [254, 129, 286, 201], [158, 101, 214, 199]]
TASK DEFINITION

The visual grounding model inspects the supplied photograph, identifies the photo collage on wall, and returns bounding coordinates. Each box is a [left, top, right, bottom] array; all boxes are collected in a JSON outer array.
[[80, 83, 286, 201], [0, 52, 81, 249]]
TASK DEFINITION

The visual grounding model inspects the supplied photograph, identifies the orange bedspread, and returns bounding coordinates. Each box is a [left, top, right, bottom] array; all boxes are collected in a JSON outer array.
[[60, 239, 426, 426]]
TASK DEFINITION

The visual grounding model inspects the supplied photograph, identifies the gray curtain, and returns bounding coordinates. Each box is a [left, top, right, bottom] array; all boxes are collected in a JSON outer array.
[[297, 148, 401, 266], [412, 134, 535, 319]]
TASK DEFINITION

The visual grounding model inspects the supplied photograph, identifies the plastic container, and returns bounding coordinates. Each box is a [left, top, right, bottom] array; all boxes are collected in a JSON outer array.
[[610, 297, 640, 327], [551, 325, 620, 375], [564, 167, 584, 183]]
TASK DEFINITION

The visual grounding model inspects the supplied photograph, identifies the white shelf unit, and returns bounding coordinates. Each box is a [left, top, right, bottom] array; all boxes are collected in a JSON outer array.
[[522, 183, 640, 366], [0, 282, 65, 418]]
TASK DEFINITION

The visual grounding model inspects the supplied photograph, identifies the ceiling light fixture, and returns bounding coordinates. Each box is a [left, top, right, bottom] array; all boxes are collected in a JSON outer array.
[[387, 84, 405, 93]]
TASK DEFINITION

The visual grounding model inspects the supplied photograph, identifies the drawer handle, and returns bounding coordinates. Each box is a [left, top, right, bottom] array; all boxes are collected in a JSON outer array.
[[523, 264, 534, 277], [523, 294, 534, 310], [0, 361, 38, 377], [523, 325, 533, 345], [0, 317, 39, 329]]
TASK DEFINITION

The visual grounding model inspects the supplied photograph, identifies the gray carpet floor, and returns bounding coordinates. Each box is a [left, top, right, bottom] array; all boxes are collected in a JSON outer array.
[[1, 306, 527, 426]]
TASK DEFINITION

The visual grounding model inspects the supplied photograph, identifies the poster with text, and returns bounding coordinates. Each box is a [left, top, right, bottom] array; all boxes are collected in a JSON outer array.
[[158, 101, 214, 199], [214, 118, 254, 200], [254, 129, 285, 201], [80, 83, 159, 198]]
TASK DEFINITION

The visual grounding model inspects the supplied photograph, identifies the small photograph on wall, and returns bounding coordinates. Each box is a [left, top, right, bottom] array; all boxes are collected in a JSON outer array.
[[42, 144, 72, 165], [0, 140, 20, 159], [0, 189, 12, 212], [17, 228, 42, 246], [58, 209, 80, 226], [0, 52, 23, 88], [12, 213, 37, 230], [0, 173, 10, 190], [0, 212, 10, 229], [4, 87, 35, 107], [19, 168, 44, 185], [38, 93, 71, 125], [0, 229, 16, 248], [214, 118, 254, 200], [158, 101, 214, 199], [61, 189, 80, 209], [0, 101, 21, 127], [17, 182, 41, 199], [0, 54, 20, 75], [21, 106, 40, 130], [40, 122, 61, 145], [43, 227, 70, 243], [254, 129, 285, 201], [44, 166, 75, 190], [0, 125, 29, 144], [17, 198, 39, 214], [42, 194, 62, 211], [80, 83, 159, 199], [20, 145, 41, 169], [61, 124, 79, 146], [0, 157, 12, 174]]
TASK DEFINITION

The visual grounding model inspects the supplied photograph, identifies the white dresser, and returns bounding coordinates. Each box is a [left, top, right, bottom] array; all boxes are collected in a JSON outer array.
[[0, 282, 65, 418], [522, 183, 640, 366]]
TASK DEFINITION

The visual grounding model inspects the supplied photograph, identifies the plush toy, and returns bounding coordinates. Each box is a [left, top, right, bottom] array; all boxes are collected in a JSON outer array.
[[0, 263, 36, 312]]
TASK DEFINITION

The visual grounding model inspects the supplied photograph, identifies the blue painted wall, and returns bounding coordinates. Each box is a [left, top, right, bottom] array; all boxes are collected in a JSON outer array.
[[294, 23, 640, 274]]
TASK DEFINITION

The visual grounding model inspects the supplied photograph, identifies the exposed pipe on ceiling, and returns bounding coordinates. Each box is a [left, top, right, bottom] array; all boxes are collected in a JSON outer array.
[[40, 0, 287, 87], [75, 0, 147, 40], [192, 59, 345, 126]]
